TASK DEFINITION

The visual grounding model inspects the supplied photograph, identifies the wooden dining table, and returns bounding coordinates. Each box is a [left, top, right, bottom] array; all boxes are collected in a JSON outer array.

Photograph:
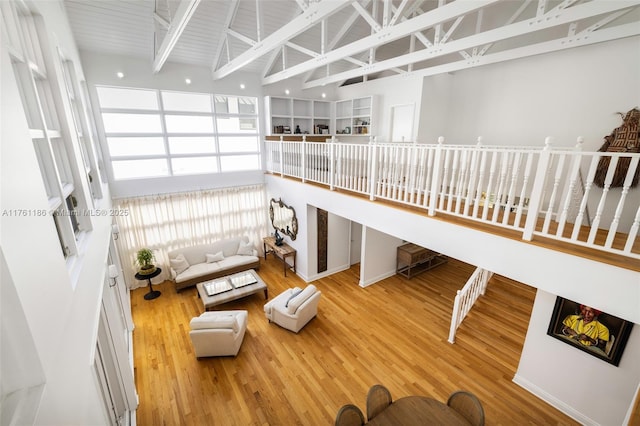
[[365, 395, 471, 425]]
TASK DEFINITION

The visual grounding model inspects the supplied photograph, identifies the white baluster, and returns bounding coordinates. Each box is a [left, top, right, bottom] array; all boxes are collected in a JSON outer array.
[[588, 156, 619, 244], [605, 157, 639, 248], [624, 205, 640, 253], [571, 155, 600, 241], [429, 137, 445, 216], [523, 137, 553, 241], [557, 137, 584, 237]]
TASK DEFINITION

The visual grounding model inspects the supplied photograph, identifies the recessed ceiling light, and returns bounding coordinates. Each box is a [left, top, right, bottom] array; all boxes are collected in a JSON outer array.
[[321, 93, 326, 98], [285, 89, 290, 95], [116, 72, 124, 79], [185, 78, 192, 85], [240, 83, 246, 89]]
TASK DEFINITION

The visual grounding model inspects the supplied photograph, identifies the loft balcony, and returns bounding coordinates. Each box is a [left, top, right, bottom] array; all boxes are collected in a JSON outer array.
[[263, 136, 640, 323], [265, 136, 639, 265]]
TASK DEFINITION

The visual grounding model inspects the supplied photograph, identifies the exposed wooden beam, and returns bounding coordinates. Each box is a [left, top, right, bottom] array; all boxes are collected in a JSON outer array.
[[212, 0, 351, 80], [263, 0, 500, 85], [153, 0, 201, 73], [302, 1, 640, 88]]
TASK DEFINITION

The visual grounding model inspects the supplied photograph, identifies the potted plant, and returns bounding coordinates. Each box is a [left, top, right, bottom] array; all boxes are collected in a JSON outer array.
[[135, 248, 156, 275]]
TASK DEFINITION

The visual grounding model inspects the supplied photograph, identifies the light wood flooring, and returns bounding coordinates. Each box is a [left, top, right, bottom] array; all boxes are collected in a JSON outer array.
[[131, 256, 579, 425]]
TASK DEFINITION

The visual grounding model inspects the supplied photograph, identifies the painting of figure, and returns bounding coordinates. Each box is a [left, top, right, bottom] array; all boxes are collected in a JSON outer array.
[[547, 297, 633, 366]]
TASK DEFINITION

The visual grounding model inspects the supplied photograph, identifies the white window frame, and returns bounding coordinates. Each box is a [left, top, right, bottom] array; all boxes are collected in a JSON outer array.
[[96, 86, 261, 180]]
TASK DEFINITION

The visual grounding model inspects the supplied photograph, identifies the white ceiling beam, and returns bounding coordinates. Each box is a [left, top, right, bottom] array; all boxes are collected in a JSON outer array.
[[313, 21, 640, 89], [153, 0, 201, 73], [212, 0, 352, 80], [411, 21, 640, 80], [286, 41, 319, 58], [211, 0, 239, 72], [301, 0, 640, 88], [256, 0, 263, 42], [389, 0, 410, 27], [352, 2, 381, 32], [440, 15, 463, 44], [263, 0, 500, 85], [227, 28, 256, 46], [478, 0, 531, 56], [382, 0, 392, 27], [153, 12, 170, 29]]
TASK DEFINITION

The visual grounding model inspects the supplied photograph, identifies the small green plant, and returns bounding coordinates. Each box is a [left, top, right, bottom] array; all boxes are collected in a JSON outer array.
[[135, 248, 155, 269]]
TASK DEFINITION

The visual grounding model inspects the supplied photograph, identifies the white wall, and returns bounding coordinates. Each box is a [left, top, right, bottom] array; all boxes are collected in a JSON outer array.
[[421, 37, 640, 149], [415, 37, 640, 232], [336, 73, 424, 143], [515, 290, 640, 426], [1, 2, 118, 424], [359, 227, 403, 287]]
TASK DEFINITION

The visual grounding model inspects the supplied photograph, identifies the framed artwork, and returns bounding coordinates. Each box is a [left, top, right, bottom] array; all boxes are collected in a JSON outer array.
[[547, 297, 633, 366]]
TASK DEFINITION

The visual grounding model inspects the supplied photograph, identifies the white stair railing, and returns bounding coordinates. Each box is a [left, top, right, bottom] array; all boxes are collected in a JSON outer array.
[[448, 268, 493, 344]]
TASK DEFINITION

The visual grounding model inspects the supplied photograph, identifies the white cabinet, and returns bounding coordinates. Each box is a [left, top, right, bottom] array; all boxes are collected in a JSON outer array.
[[265, 97, 332, 135], [335, 96, 372, 136]]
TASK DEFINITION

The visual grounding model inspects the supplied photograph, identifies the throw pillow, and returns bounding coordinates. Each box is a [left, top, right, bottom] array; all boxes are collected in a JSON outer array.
[[190, 314, 239, 333], [286, 284, 317, 315], [237, 241, 254, 256], [206, 251, 225, 263], [285, 287, 303, 308], [170, 254, 190, 275]]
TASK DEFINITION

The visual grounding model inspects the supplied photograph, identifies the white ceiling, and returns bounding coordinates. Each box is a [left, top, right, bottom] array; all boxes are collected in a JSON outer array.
[[64, 0, 640, 89]]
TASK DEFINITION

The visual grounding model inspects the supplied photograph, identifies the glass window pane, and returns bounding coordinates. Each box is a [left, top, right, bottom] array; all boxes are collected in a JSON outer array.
[[171, 157, 217, 175], [165, 115, 214, 133], [112, 159, 169, 179], [238, 97, 257, 114], [216, 117, 256, 133], [97, 87, 158, 110], [168, 137, 216, 154], [220, 154, 260, 171], [214, 96, 232, 114], [161, 91, 212, 112], [102, 113, 162, 133], [107, 137, 166, 157], [219, 136, 258, 153]]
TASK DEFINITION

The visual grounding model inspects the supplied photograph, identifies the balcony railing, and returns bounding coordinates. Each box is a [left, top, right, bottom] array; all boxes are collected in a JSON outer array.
[[264, 136, 640, 262]]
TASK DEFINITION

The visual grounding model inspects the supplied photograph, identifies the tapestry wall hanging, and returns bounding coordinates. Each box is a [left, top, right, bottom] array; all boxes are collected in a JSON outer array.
[[594, 107, 640, 188]]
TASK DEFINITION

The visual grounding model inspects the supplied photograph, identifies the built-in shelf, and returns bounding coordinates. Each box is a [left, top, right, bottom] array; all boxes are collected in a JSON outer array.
[[265, 97, 332, 136], [265, 96, 373, 137], [335, 96, 372, 136]]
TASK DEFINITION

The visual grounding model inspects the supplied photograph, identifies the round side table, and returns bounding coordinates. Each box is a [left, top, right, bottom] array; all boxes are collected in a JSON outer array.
[[135, 267, 162, 300]]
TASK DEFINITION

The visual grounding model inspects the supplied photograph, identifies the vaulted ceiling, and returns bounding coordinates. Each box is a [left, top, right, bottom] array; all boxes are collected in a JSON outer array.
[[64, 0, 640, 89]]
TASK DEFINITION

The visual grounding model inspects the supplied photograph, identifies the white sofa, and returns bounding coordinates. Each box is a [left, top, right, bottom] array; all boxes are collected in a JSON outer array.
[[189, 310, 248, 357], [168, 236, 260, 292], [264, 284, 321, 333]]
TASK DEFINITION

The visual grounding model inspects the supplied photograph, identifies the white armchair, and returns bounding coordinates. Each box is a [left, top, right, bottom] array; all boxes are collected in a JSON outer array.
[[264, 284, 321, 333], [189, 310, 248, 357]]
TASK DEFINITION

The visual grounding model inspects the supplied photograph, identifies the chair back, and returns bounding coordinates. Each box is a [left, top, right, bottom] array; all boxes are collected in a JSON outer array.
[[447, 390, 485, 426], [366, 384, 392, 420], [334, 404, 365, 426]]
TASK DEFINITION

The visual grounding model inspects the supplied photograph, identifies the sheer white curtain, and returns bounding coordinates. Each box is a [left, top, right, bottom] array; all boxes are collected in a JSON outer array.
[[113, 184, 269, 289]]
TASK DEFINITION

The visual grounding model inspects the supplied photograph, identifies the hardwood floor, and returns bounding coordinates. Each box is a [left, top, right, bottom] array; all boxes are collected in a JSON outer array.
[[131, 257, 579, 425]]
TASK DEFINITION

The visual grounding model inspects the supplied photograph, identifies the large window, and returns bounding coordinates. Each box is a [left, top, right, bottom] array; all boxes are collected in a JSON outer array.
[[6, 2, 93, 265], [96, 87, 260, 180]]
